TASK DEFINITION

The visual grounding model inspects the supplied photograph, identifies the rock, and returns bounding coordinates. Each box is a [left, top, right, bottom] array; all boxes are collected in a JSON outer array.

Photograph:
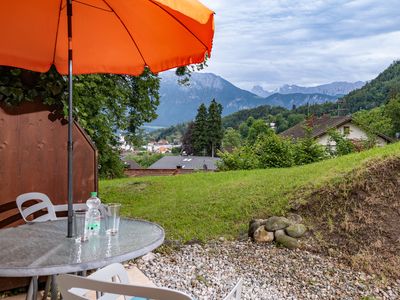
[[285, 224, 307, 238], [265, 216, 291, 231], [248, 219, 266, 238], [274, 229, 286, 239], [136, 240, 398, 299], [275, 233, 299, 249], [286, 213, 303, 224], [253, 226, 274, 243], [141, 252, 157, 262]]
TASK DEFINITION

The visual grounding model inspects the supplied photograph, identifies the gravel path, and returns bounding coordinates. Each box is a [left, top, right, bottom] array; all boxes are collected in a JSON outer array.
[[135, 240, 400, 300]]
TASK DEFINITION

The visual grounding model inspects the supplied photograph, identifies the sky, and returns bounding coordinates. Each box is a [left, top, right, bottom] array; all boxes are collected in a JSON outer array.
[[199, 0, 400, 91]]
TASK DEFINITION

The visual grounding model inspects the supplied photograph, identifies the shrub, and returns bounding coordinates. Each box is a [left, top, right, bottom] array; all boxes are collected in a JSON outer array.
[[217, 146, 260, 171], [293, 127, 326, 165], [222, 127, 242, 152], [127, 152, 164, 168], [246, 119, 274, 144], [253, 134, 294, 168], [327, 129, 355, 156]]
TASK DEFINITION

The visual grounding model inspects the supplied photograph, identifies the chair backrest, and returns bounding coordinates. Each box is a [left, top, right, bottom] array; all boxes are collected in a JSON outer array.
[[87, 262, 130, 283], [222, 279, 243, 300], [16, 192, 57, 223], [57, 270, 193, 300], [68, 263, 130, 300], [54, 203, 88, 219]]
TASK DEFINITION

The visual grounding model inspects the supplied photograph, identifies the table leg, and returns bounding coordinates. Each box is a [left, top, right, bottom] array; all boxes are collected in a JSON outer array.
[[50, 275, 57, 300], [26, 276, 38, 300], [42, 276, 51, 300]]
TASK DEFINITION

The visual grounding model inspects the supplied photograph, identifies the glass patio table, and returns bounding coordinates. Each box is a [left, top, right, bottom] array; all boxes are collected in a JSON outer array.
[[0, 218, 164, 299]]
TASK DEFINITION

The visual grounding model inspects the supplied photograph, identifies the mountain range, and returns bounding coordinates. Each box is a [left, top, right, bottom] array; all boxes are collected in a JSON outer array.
[[153, 71, 364, 126], [251, 81, 365, 97]]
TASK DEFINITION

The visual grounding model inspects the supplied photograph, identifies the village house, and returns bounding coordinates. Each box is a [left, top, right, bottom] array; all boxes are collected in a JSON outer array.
[[279, 115, 393, 150], [146, 139, 181, 154]]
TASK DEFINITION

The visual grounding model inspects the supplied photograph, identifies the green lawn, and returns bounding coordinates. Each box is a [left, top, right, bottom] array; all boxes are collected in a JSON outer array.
[[100, 143, 400, 242]]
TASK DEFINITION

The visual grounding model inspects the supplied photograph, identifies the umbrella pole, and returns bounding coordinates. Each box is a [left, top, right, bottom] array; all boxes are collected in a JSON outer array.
[[67, 0, 73, 238]]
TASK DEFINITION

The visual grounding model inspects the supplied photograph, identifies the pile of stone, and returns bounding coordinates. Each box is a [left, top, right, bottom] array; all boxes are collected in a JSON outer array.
[[248, 214, 307, 249]]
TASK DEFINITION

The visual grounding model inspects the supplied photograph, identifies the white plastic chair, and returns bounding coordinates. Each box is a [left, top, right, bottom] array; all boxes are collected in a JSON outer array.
[[223, 279, 243, 300], [57, 263, 193, 300], [16, 192, 89, 222], [16, 192, 57, 223], [16, 193, 89, 300], [54, 203, 88, 219], [58, 263, 243, 300]]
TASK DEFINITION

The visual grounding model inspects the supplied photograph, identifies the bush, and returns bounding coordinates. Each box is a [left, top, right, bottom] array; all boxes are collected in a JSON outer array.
[[222, 127, 242, 152], [293, 139, 326, 165], [99, 148, 125, 179], [171, 147, 181, 155], [327, 129, 355, 156], [218, 132, 296, 170], [217, 146, 260, 171], [254, 134, 294, 168], [293, 127, 326, 165], [126, 152, 164, 168], [246, 119, 274, 144]]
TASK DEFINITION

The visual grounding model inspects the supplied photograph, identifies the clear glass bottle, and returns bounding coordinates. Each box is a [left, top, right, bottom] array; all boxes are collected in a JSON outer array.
[[85, 192, 101, 236]]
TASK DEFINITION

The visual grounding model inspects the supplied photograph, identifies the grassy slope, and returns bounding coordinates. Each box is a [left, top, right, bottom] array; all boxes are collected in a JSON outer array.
[[100, 143, 400, 242]]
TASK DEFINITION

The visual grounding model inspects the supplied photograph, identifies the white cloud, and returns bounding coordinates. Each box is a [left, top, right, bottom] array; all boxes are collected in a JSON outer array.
[[199, 0, 400, 90]]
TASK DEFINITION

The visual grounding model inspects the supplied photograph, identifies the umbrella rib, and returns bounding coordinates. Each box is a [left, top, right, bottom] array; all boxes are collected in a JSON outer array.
[[102, 0, 148, 68], [52, 0, 63, 65], [74, 0, 112, 12], [148, 0, 210, 53]]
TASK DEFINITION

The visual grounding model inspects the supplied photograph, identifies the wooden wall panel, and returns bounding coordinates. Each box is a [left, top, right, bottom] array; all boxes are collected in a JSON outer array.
[[0, 101, 98, 291]]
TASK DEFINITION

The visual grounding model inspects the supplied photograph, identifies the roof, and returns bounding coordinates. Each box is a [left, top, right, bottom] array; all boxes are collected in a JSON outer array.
[[279, 115, 394, 143], [280, 115, 352, 139], [124, 159, 142, 170], [148, 156, 221, 170]]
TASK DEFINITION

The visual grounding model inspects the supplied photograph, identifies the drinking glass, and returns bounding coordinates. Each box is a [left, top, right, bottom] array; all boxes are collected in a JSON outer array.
[[74, 210, 89, 242], [106, 203, 121, 235]]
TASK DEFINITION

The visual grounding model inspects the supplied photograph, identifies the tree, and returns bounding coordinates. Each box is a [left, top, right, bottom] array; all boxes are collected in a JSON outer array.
[[0, 66, 160, 178], [247, 119, 274, 144], [384, 95, 400, 137], [293, 126, 326, 165], [287, 114, 305, 128], [327, 129, 355, 156], [206, 99, 223, 157], [253, 133, 294, 168], [222, 128, 242, 152], [127, 152, 164, 168], [124, 69, 160, 146], [273, 113, 289, 132], [217, 146, 260, 171], [71, 71, 160, 178], [192, 103, 208, 155], [353, 107, 393, 137], [181, 122, 195, 155], [238, 122, 249, 139]]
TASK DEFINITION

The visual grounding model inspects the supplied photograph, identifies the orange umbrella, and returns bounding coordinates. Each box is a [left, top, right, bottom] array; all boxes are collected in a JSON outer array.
[[0, 0, 214, 237], [0, 0, 214, 75]]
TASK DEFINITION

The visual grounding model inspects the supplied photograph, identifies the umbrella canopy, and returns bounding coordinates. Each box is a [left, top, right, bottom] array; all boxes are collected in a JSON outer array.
[[0, 0, 214, 75], [0, 0, 214, 237]]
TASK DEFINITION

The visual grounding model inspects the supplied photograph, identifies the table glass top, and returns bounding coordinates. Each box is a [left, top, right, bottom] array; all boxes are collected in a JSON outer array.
[[0, 218, 164, 276]]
